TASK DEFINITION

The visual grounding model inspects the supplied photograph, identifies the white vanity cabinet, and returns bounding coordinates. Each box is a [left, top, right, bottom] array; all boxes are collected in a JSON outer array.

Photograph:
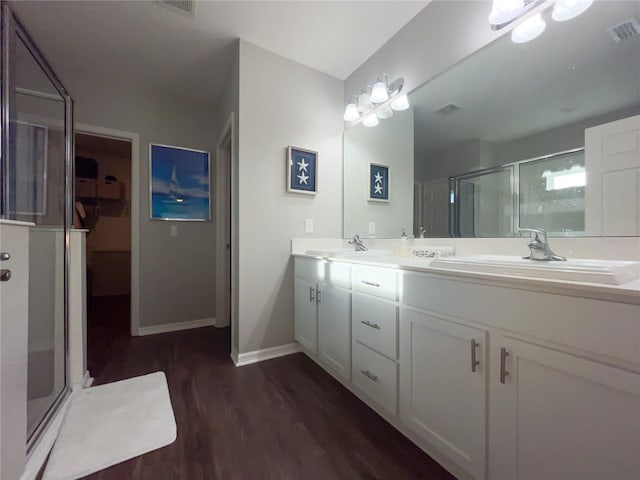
[[489, 335, 640, 480], [294, 257, 352, 380], [399, 307, 488, 480]]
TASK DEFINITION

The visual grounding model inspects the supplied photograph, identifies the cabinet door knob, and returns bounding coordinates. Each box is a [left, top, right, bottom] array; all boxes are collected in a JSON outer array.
[[0, 269, 11, 282], [500, 347, 510, 384], [471, 338, 480, 373], [0, 252, 9, 261]]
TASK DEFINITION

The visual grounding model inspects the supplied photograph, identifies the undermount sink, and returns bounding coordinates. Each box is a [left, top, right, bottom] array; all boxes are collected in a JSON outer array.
[[305, 248, 394, 258], [430, 255, 640, 285]]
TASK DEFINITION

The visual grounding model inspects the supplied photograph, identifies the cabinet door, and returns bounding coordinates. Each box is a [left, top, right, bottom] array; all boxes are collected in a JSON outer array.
[[400, 308, 487, 480], [294, 277, 317, 354], [317, 282, 351, 380], [490, 336, 640, 480]]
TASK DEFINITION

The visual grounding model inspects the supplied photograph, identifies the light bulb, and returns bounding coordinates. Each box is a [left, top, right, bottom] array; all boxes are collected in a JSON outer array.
[[357, 91, 373, 112], [376, 105, 394, 120], [511, 13, 546, 43], [343, 102, 360, 122], [552, 0, 593, 22], [390, 94, 410, 111], [488, 0, 525, 25], [370, 80, 389, 104], [362, 114, 379, 127]]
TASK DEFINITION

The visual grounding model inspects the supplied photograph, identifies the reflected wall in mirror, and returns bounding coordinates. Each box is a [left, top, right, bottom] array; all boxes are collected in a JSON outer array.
[[343, 1, 640, 238]]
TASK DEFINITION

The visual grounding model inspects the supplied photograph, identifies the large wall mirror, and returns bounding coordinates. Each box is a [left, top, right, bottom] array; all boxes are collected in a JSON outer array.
[[343, 1, 640, 238]]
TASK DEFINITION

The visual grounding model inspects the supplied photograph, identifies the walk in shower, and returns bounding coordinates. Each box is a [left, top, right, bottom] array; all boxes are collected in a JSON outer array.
[[1, 2, 74, 447]]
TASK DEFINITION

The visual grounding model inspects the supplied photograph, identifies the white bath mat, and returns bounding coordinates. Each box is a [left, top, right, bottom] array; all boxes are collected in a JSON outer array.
[[43, 372, 177, 480]]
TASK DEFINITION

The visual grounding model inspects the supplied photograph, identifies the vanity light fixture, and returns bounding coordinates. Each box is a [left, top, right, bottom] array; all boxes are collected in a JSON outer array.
[[552, 0, 594, 22], [343, 95, 360, 122], [345, 74, 407, 127], [511, 13, 546, 43], [357, 85, 374, 112], [376, 105, 394, 120], [489, 0, 525, 26], [362, 113, 380, 127], [390, 94, 410, 112], [370, 73, 390, 103]]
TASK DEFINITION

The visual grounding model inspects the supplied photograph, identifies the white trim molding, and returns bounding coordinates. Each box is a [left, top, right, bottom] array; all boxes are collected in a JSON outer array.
[[232, 342, 302, 367], [137, 317, 216, 336]]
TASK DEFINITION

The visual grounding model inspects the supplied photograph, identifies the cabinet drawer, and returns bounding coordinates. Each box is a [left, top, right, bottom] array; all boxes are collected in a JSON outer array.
[[352, 266, 398, 301], [326, 261, 351, 290], [352, 341, 398, 414], [295, 257, 323, 282], [352, 293, 397, 359]]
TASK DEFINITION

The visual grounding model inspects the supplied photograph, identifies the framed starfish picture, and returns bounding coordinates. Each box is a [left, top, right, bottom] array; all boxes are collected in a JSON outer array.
[[287, 146, 317, 195], [369, 163, 389, 202]]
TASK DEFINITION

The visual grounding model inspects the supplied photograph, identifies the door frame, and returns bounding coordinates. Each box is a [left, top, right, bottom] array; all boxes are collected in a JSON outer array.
[[75, 123, 140, 336], [215, 113, 236, 353]]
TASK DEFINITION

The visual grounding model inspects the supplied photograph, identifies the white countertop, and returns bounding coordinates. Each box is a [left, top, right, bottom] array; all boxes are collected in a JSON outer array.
[[293, 253, 640, 305]]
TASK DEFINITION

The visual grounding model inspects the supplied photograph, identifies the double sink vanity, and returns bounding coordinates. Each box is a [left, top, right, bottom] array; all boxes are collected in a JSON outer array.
[[292, 244, 640, 480]]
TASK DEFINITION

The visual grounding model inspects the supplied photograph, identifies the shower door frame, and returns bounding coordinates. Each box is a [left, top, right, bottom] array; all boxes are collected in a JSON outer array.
[[1, 0, 75, 452]]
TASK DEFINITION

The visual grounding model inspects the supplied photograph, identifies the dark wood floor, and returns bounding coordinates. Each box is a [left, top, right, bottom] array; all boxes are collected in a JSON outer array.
[[83, 295, 454, 480]]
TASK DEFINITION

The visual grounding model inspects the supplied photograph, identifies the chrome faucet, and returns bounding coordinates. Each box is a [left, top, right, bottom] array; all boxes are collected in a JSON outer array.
[[348, 234, 368, 252], [419, 226, 427, 238], [520, 228, 566, 261]]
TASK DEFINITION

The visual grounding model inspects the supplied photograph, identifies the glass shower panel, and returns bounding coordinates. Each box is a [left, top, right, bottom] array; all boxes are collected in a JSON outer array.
[[12, 36, 68, 439], [455, 168, 514, 237], [519, 151, 586, 235]]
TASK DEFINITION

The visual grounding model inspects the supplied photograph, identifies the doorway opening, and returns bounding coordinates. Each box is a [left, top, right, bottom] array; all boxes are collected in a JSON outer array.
[[74, 132, 133, 373]]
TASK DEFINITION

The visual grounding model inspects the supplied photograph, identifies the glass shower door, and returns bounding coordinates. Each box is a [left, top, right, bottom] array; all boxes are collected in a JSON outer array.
[[1, 4, 74, 446]]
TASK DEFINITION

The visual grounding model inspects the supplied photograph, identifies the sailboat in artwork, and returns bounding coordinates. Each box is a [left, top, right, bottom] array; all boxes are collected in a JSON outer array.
[[166, 164, 188, 204]]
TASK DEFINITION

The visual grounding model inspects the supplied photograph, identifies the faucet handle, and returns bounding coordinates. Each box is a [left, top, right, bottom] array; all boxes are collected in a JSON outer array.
[[519, 227, 547, 242]]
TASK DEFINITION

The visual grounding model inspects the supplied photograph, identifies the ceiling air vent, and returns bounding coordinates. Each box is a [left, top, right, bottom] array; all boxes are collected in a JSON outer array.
[[607, 17, 640, 43], [158, 0, 196, 16], [434, 103, 461, 115]]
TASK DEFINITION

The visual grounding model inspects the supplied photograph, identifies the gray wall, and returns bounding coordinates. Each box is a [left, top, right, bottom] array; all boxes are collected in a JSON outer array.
[[70, 77, 219, 329], [237, 41, 343, 354]]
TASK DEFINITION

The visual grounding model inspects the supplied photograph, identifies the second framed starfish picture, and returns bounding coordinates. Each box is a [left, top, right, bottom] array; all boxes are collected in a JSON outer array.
[[287, 146, 317, 195], [369, 163, 389, 202]]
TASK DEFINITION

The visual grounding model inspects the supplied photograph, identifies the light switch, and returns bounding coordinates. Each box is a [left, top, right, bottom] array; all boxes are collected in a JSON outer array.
[[170, 225, 179, 237], [368, 222, 376, 235], [305, 219, 314, 234]]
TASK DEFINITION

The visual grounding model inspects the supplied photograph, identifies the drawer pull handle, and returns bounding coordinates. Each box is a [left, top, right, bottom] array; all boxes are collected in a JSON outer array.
[[360, 370, 379, 382], [0, 269, 11, 282], [500, 347, 509, 384], [317, 289, 321, 304], [471, 338, 480, 373], [309, 287, 315, 302], [0, 252, 9, 261], [361, 320, 381, 330], [360, 280, 380, 287]]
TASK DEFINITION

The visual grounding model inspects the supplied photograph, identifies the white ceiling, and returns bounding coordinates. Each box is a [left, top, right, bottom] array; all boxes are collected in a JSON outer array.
[[411, 0, 640, 157], [10, 0, 428, 105]]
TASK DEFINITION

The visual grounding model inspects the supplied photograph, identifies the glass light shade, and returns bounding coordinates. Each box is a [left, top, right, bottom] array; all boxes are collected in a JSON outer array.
[[376, 105, 394, 120], [357, 92, 373, 112], [488, 0, 525, 25], [511, 13, 546, 43], [552, 0, 593, 22], [362, 114, 379, 127], [343, 102, 360, 122], [390, 94, 410, 111], [370, 80, 389, 103]]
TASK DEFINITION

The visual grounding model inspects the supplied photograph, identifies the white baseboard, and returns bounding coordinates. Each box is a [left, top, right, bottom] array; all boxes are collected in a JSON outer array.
[[213, 317, 230, 328], [233, 342, 301, 367], [137, 317, 216, 336], [230, 348, 239, 365]]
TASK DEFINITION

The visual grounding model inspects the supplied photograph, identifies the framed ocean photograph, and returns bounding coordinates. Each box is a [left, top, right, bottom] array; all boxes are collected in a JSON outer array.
[[287, 146, 317, 195], [149, 144, 211, 221], [369, 163, 389, 202]]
